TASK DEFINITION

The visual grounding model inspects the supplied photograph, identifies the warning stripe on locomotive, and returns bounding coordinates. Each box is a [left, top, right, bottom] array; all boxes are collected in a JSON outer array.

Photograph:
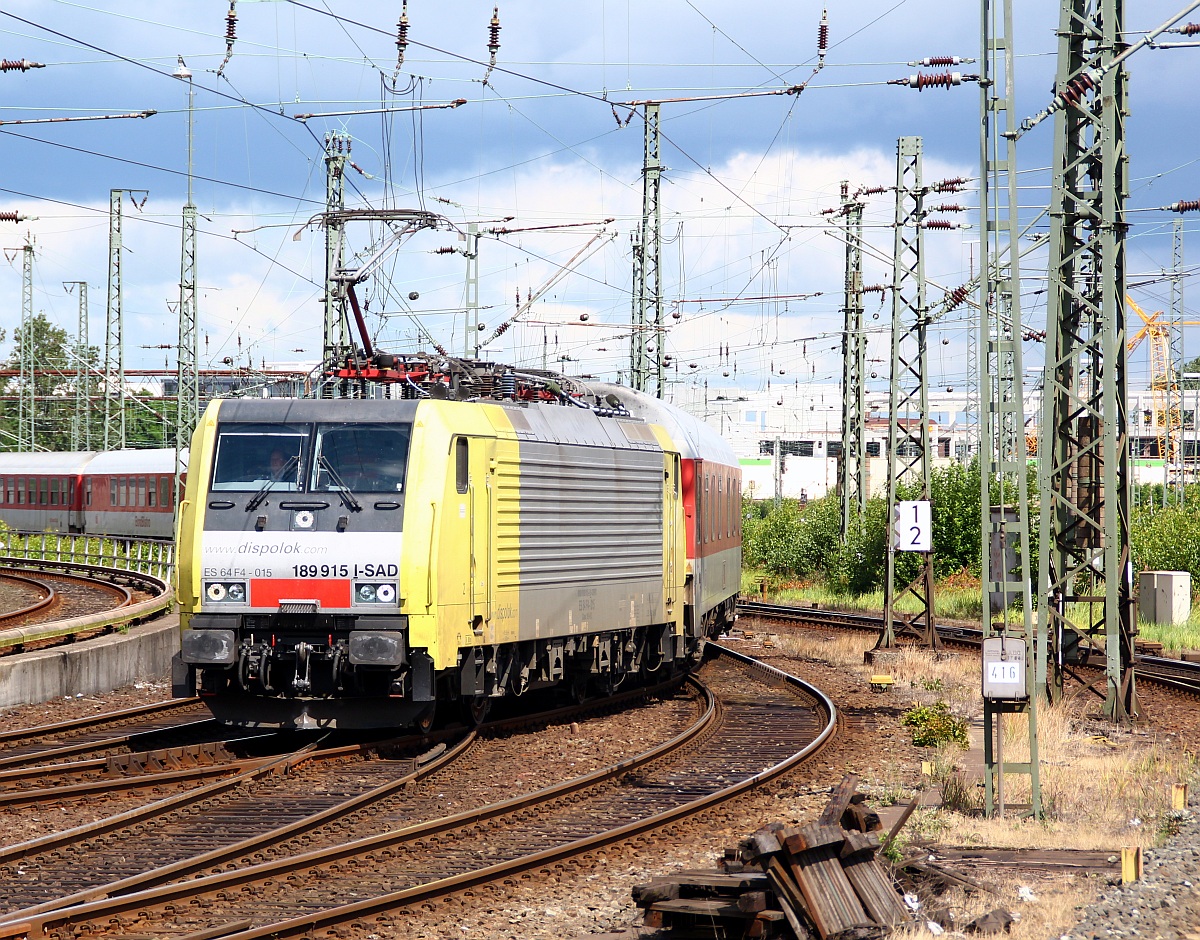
[[250, 578, 352, 608]]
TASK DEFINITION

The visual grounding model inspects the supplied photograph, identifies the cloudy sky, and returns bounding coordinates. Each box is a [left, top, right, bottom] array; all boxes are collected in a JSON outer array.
[[1, 1, 1197, 400]]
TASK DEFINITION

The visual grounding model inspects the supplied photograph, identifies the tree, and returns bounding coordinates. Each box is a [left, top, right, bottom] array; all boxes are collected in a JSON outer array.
[[1182, 354, 1200, 389], [0, 312, 98, 452]]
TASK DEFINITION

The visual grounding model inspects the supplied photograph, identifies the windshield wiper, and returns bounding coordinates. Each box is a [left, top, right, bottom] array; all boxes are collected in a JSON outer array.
[[246, 455, 298, 512], [318, 455, 363, 512]]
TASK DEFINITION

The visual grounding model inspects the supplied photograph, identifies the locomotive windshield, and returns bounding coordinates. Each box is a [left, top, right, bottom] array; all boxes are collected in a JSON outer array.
[[211, 425, 307, 492], [310, 423, 411, 493]]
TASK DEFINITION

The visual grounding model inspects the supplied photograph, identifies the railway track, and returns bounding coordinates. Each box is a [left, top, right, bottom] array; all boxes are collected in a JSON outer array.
[[0, 644, 835, 939], [0, 698, 211, 764], [0, 569, 131, 631], [0, 559, 172, 656], [0, 673, 692, 912], [0, 574, 55, 625], [737, 599, 1200, 694]]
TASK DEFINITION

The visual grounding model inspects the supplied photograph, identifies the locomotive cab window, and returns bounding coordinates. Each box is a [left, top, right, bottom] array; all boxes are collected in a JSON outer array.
[[311, 423, 411, 494], [211, 424, 308, 492]]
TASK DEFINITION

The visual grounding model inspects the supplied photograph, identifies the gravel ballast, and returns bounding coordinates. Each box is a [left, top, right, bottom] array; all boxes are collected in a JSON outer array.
[[1062, 806, 1200, 940]]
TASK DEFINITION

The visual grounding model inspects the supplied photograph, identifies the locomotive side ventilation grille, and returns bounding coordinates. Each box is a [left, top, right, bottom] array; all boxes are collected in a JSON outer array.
[[500, 440, 663, 590]]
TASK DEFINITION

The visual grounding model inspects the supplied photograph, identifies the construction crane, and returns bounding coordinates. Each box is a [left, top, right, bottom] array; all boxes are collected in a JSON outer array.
[[1124, 294, 1200, 466]]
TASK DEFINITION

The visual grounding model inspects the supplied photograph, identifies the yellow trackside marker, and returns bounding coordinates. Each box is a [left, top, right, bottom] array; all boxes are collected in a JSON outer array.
[[1121, 846, 1142, 883], [1172, 783, 1188, 811]]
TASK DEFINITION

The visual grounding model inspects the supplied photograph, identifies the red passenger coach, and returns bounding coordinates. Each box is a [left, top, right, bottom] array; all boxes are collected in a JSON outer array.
[[0, 452, 91, 534], [0, 448, 180, 539], [591, 383, 741, 637], [82, 450, 179, 539]]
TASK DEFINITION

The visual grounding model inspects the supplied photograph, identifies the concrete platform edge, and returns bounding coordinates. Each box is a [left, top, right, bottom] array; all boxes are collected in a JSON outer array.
[[0, 613, 180, 710]]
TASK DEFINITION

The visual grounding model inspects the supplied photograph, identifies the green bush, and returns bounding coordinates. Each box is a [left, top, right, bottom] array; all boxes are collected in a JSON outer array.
[[743, 495, 842, 579], [1131, 502, 1200, 584], [902, 701, 969, 748]]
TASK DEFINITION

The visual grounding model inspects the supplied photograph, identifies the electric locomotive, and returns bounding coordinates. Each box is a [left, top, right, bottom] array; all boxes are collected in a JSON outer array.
[[173, 368, 739, 729]]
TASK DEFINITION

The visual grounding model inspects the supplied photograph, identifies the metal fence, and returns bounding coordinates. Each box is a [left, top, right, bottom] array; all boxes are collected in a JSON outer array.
[[1, 532, 175, 584]]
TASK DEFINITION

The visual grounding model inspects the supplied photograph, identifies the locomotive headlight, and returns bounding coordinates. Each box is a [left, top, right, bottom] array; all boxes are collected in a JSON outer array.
[[181, 628, 237, 665], [352, 582, 398, 605], [204, 581, 248, 605]]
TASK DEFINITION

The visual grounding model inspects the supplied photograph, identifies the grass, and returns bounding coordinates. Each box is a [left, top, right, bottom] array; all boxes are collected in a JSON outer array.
[[760, 625, 1200, 940], [769, 627, 1200, 851], [895, 873, 1093, 940]]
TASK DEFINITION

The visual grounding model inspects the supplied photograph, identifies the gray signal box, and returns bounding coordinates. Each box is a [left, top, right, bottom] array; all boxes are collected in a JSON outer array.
[[981, 636, 1027, 700]]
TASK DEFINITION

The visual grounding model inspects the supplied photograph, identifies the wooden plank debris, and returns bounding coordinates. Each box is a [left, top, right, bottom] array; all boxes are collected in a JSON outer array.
[[633, 774, 914, 939]]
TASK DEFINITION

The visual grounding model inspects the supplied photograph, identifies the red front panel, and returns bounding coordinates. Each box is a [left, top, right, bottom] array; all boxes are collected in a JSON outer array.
[[250, 578, 352, 609]]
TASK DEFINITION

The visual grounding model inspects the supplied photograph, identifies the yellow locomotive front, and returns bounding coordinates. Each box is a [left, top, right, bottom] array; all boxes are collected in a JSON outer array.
[[175, 398, 430, 728], [175, 392, 690, 730]]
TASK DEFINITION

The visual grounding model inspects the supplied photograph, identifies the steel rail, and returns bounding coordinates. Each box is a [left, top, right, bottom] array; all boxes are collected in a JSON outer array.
[[0, 558, 171, 652], [0, 646, 836, 940], [11, 735, 478, 920], [0, 720, 230, 774], [0, 680, 717, 933], [738, 599, 1200, 694], [0, 739, 330, 868], [0, 672, 696, 921], [214, 644, 837, 940], [6, 673, 691, 918], [0, 573, 55, 625], [0, 747, 271, 807], [0, 698, 202, 747]]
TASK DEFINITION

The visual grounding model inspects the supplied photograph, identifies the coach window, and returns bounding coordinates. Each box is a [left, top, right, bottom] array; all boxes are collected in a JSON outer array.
[[727, 473, 733, 538], [724, 475, 734, 540], [50, 478, 59, 506], [147, 477, 156, 508], [160, 477, 171, 509], [85, 478, 92, 507], [39, 477, 48, 505], [138, 476, 147, 507], [713, 476, 720, 544]]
